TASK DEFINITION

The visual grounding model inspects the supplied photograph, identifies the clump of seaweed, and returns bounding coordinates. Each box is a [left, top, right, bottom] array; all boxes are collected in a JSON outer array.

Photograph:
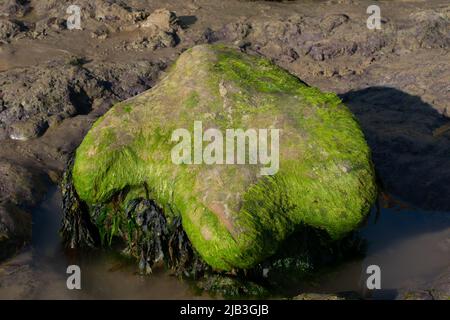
[[167, 215, 210, 278], [125, 198, 169, 274], [60, 155, 100, 249], [61, 155, 208, 277], [121, 197, 209, 276]]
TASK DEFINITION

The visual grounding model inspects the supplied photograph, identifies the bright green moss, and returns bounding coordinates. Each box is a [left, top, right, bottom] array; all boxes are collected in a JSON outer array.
[[184, 91, 200, 108], [215, 51, 299, 94], [72, 44, 377, 271], [123, 104, 133, 113]]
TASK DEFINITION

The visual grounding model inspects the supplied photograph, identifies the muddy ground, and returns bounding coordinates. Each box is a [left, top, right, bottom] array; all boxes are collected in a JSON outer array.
[[0, 0, 449, 299]]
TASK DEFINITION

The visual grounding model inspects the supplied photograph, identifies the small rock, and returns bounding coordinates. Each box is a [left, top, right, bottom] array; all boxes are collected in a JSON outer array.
[[198, 27, 219, 44], [45, 17, 66, 31], [9, 117, 49, 141], [320, 14, 349, 33], [91, 26, 109, 40], [410, 9, 450, 49], [95, 1, 135, 23], [0, 18, 20, 41], [0, 0, 29, 18], [126, 9, 182, 50], [140, 9, 179, 32], [217, 18, 251, 43]]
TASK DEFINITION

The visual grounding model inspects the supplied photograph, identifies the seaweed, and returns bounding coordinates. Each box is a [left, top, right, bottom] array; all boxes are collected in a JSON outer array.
[[60, 154, 100, 248], [61, 163, 208, 276]]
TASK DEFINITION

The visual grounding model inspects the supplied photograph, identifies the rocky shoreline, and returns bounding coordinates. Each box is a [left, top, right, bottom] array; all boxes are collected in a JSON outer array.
[[0, 0, 449, 299]]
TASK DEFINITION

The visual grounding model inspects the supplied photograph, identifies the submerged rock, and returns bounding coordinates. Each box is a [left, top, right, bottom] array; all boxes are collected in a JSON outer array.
[[67, 44, 377, 272]]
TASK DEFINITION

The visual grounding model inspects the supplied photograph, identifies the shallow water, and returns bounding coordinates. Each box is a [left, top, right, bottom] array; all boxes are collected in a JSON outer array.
[[29, 187, 206, 299], [299, 205, 450, 299], [3, 186, 450, 299]]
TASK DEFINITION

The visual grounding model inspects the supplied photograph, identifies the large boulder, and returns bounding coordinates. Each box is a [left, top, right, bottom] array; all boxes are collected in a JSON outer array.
[[70, 44, 377, 271]]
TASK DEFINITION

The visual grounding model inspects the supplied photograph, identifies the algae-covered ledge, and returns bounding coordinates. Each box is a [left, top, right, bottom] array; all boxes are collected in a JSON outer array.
[[61, 44, 377, 292]]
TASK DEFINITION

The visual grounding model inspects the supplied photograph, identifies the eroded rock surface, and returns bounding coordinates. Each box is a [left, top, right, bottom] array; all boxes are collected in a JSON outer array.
[[0, 59, 165, 140], [0, 0, 448, 299], [0, 160, 48, 260], [397, 266, 450, 300]]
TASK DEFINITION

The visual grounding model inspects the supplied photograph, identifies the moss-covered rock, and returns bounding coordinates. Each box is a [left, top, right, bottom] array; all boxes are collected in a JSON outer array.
[[69, 44, 377, 271]]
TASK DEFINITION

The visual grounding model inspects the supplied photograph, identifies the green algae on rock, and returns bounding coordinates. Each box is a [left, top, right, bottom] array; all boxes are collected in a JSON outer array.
[[67, 44, 377, 272]]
